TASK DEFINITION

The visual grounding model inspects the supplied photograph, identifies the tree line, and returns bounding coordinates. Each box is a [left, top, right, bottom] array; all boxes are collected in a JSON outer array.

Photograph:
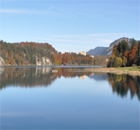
[[0, 40, 107, 66], [0, 40, 57, 65], [107, 39, 140, 67], [52, 52, 107, 66]]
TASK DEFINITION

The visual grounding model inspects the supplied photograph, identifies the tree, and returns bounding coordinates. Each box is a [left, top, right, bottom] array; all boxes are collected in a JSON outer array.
[[117, 40, 130, 55], [113, 45, 120, 57], [62, 54, 67, 65], [122, 57, 127, 67], [136, 41, 140, 66], [128, 46, 138, 66], [131, 39, 137, 50], [113, 57, 122, 67], [107, 55, 115, 67]]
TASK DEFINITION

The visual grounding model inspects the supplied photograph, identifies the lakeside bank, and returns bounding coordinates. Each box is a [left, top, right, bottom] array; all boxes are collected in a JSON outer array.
[[0, 65, 140, 76], [67, 67, 140, 76], [84, 67, 140, 76]]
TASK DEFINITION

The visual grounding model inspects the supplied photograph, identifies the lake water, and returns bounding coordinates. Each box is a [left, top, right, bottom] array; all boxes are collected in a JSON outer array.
[[0, 67, 139, 129]]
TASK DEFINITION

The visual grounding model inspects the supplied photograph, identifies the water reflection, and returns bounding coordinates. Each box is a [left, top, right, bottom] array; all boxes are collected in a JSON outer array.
[[0, 67, 93, 89], [0, 67, 140, 101], [107, 73, 140, 101]]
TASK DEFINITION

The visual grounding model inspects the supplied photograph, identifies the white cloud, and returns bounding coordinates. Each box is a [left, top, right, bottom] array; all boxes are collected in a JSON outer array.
[[25, 32, 133, 53], [45, 33, 130, 38], [43, 33, 131, 45], [0, 8, 60, 15], [5, 32, 134, 53], [37, 37, 94, 44], [0, 5, 77, 17], [0, 9, 27, 14]]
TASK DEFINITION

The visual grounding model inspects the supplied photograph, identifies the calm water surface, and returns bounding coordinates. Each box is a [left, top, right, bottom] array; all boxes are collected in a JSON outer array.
[[0, 67, 139, 129]]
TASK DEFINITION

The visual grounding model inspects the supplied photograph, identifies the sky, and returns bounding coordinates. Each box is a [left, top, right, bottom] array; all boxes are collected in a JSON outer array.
[[0, 0, 139, 53]]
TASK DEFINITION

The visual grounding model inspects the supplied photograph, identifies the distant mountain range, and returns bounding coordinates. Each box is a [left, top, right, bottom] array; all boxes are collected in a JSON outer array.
[[87, 37, 135, 57], [86, 47, 108, 57]]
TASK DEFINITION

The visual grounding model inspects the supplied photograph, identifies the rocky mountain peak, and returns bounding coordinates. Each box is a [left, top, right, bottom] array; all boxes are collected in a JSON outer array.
[[86, 37, 135, 57]]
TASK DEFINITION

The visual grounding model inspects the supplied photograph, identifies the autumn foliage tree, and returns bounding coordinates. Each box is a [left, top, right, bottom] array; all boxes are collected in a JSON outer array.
[[136, 41, 140, 66], [0, 40, 110, 66], [108, 39, 140, 67], [0, 40, 57, 65]]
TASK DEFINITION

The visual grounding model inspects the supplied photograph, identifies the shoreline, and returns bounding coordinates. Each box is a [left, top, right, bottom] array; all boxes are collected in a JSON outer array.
[[83, 67, 140, 76], [0, 65, 140, 76], [0, 65, 102, 68]]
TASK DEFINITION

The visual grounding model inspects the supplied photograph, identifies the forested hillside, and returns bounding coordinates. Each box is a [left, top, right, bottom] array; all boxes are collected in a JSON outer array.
[[107, 39, 140, 67], [0, 40, 107, 66], [0, 40, 57, 65]]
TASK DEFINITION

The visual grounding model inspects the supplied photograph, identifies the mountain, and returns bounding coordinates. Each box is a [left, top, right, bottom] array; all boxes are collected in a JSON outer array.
[[102, 37, 133, 57], [86, 47, 108, 56], [87, 37, 134, 57]]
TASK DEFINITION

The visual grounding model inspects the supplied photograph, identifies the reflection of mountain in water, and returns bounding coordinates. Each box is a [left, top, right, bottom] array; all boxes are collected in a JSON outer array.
[[89, 73, 107, 81], [107, 73, 140, 101]]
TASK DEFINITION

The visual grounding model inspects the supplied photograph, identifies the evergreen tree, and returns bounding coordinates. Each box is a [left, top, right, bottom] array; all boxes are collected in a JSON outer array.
[[123, 41, 130, 52], [131, 39, 137, 50], [115, 51, 120, 57], [117, 42, 123, 53], [117, 40, 130, 55]]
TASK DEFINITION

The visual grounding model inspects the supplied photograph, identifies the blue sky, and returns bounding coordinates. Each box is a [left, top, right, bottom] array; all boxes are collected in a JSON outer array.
[[0, 0, 139, 53]]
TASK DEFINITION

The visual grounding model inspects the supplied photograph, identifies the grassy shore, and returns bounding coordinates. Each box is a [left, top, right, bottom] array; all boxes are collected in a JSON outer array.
[[117, 66, 140, 71], [82, 66, 140, 76]]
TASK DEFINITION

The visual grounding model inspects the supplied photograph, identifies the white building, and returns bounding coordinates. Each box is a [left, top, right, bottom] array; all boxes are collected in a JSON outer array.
[[80, 51, 86, 56]]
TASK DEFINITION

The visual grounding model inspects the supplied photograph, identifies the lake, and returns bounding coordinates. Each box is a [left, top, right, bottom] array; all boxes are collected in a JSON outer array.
[[0, 67, 139, 129]]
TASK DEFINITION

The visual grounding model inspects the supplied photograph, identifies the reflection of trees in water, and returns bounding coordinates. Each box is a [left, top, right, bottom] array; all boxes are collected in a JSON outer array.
[[1, 67, 139, 101], [0, 67, 55, 89], [0, 67, 93, 89], [107, 73, 140, 101], [0, 67, 5, 75]]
